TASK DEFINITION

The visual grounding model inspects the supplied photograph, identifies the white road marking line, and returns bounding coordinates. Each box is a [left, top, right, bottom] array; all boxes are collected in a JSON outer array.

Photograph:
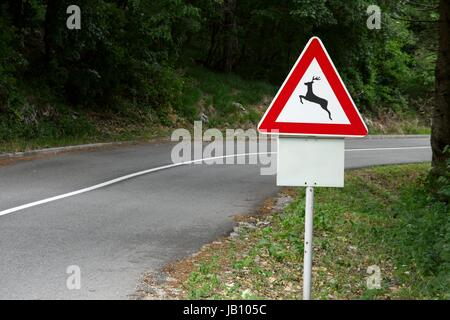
[[0, 146, 430, 217], [0, 152, 272, 217], [346, 146, 430, 152]]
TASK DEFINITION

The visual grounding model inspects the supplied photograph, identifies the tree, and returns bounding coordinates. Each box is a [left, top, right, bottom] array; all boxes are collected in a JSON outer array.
[[43, 0, 60, 64], [195, 0, 239, 72], [431, 0, 450, 179], [221, 0, 238, 72]]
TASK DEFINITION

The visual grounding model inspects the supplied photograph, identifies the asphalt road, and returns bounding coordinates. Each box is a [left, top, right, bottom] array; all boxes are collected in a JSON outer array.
[[0, 136, 431, 299]]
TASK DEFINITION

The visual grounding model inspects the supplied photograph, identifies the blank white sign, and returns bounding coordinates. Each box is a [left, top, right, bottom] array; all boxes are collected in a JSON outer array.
[[277, 137, 344, 187]]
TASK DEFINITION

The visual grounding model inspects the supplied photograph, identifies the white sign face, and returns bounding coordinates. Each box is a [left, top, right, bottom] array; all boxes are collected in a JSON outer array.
[[258, 37, 368, 137], [277, 137, 345, 188], [275, 58, 351, 125]]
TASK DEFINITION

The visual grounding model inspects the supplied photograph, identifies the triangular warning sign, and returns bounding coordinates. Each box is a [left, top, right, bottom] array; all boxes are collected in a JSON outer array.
[[258, 37, 368, 137]]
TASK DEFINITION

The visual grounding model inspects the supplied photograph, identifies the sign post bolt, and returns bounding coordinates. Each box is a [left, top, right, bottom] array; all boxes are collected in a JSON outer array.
[[303, 186, 314, 300]]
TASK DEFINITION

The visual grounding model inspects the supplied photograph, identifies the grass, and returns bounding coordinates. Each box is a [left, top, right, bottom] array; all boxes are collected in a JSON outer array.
[[0, 110, 170, 153], [367, 113, 431, 135], [0, 67, 276, 153], [179, 66, 276, 128], [177, 164, 449, 300], [0, 66, 430, 153]]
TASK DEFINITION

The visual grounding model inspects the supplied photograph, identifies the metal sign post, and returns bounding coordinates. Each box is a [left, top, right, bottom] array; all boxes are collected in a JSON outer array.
[[303, 186, 314, 300], [277, 137, 343, 300], [257, 37, 368, 300], [276, 137, 345, 188]]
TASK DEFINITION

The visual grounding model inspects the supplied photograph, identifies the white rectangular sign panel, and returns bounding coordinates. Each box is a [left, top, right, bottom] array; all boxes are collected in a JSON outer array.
[[277, 137, 344, 187]]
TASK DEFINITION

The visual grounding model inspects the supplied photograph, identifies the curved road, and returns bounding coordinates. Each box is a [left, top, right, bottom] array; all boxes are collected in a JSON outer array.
[[0, 136, 430, 299]]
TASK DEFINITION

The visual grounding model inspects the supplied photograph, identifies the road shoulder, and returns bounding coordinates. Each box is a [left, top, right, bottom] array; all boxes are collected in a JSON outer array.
[[135, 163, 448, 300]]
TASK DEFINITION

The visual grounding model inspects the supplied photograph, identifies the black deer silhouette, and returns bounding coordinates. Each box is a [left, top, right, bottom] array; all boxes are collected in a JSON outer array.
[[299, 76, 332, 120]]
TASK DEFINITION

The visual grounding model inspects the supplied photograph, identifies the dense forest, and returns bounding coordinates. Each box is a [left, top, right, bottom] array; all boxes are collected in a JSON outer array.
[[0, 0, 439, 134]]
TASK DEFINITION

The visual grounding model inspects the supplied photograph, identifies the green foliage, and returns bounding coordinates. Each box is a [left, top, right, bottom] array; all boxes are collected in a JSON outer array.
[[186, 256, 223, 299], [0, 12, 21, 112], [340, 165, 450, 298], [0, 0, 200, 144], [180, 67, 275, 126], [39, 0, 200, 107], [182, 164, 449, 299], [187, 0, 438, 115], [436, 146, 450, 200], [388, 178, 449, 297], [0, 0, 439, 146]]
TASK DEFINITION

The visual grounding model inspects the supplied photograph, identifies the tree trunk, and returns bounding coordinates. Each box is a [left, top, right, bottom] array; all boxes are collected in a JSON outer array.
[[221, 0, 238, 72], [432, 0, 450, 176], [205, 24, 219, 67], [44, 0, 59, 64]]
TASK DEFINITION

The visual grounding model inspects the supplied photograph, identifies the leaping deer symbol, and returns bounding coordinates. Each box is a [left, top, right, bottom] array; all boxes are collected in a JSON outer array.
[[299, 76, 332, 120]]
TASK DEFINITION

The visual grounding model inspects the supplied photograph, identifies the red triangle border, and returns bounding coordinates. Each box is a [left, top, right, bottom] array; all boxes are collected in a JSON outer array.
[[258, 37, 368, 137]]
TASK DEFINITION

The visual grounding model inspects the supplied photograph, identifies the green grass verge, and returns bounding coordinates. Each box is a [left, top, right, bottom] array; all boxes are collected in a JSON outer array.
[[0, 67, 276, 153], [183, 164, 449, 300], [179, 66, 276, 127], [367, 114, 431, 135]]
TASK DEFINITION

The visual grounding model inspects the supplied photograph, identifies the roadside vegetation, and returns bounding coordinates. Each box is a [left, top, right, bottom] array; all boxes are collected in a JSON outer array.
[[147, 164, 449, 300], [0, 67, 277, 152], [0, 65, 430, 153], [0, 1, 437, 153]]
